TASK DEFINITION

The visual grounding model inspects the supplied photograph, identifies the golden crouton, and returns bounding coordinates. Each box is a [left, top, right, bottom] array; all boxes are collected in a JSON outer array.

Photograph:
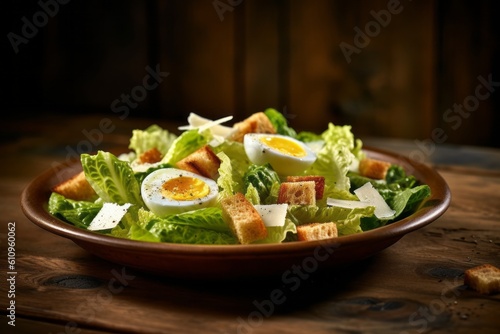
[[277, 181, 316, 205], [286, 175, 325, 199], [138, 147, 163, 164], [176, 145, 221, 180], [358, 157, 391, 180], [228, 112, 276, 142], [220, 193, 267, 244], [464, 264, 500, 295], [297, 222, 338, 241], [52, 171, 97, 201]]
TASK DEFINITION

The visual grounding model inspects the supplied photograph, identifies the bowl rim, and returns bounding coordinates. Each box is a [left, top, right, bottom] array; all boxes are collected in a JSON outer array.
[[20, 145, 451, 257]]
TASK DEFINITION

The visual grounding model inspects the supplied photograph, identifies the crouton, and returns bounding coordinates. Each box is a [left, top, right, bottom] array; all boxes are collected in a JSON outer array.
[[220, 193, 267, 244], [286, 175, 325, 199], [138, 147, 163, 164], [277, 181, 316, 205], [52, 171, 97, 201], [228, 112, 276, 142], [358, 157, 391, 180], [297, 222, 338, 241], [176, 145, 221, 180], [464, 264, 500, 295]]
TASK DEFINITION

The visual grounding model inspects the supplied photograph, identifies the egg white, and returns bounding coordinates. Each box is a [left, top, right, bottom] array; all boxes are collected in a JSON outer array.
[[243, 133, 317, 175], [141, 168, 219, 217]]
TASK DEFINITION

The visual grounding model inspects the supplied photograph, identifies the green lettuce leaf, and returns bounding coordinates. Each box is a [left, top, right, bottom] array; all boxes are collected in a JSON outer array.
[[388, 185, 431, 219], [216, 151, 244, 201], [81, 151, 144, 207], [253, 218, 297, 244], [296, 131, 323, 143], [137, 207, 237, 244], [244, 184, 261, 205], [243, 164, 281, 204], [288, 204, 375, 236], [264, 108, 297, 137], [48, 192, 103, 229], [133, 162, 173, 184], [129, 124, 177, 156], [161, 129, 212, 165], [304, 123, 363, 201], [350, 165, 432, 231], [214, 140, 249, 200]]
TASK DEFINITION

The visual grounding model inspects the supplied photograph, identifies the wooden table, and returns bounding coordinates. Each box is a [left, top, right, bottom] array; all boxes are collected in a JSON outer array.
[[1, 114, 500, 333]]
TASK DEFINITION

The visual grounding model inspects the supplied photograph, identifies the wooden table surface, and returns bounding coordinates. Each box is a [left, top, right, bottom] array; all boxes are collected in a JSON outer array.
[[1, 114, 500, 334]]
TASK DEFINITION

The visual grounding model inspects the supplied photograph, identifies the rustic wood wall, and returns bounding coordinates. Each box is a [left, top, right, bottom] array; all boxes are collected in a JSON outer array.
[[5, 0, 500, 147]]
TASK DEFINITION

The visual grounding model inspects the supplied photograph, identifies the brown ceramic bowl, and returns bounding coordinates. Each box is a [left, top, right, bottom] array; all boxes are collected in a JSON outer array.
[[21, 147, 451, 280]]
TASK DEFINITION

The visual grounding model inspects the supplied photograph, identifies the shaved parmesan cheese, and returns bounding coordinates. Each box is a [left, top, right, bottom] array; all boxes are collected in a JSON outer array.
[[178, 113, 234, 138], [88, 203, 132, 231], [354, 182, 396, 219], [326, 198, 373, 209], [254, 204, 288, 227]]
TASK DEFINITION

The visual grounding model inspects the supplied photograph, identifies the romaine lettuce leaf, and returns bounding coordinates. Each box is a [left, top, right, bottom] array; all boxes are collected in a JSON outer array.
[[243, 164, 281, 204], [321, 123, 364, 160], [137, 207, 237, 244], [216, 151, 244, 201], [288, 204, 375, 236], [296, 131, 323, 143], [133, 162, 173, 184], [264, 108, 297, 137], [81, 151, 144, 207], [307, 143, 358, 201], [388, 185, 431, 219], [253, 218, 297, 244], [350, 165, 432, 231], [214, 140, 249, 200], [304, 123, 363, 201], [129, 124, 177, 157], [161, 129, 213, 165], [244, 183, 261, 205], [48, 192, 103, 229]]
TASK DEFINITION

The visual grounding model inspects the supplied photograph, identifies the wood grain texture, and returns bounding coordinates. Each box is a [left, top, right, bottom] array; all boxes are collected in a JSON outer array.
[[6, 0, 499, 147]]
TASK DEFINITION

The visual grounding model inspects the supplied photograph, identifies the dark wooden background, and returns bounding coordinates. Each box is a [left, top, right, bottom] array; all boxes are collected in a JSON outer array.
[[4, 0, 500, 147]]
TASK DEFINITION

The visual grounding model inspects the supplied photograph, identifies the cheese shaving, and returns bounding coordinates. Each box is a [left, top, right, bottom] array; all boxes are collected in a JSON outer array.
[[353, 182, 396, 219], [178, 113, 234, 137], [254, 204, 288, 227], [88, 203, 132, 231]]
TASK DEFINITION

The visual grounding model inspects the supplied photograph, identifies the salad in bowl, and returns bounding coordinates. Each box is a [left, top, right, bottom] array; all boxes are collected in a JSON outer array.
[[47, 109, 431, 245]]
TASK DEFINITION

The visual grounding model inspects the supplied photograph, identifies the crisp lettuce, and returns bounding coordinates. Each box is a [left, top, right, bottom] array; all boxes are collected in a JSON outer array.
[[133, 163, 173, 184], [214, 140, 249, 200], [304, 123, 363, 201], [129, 124, 177, 157], [264, 108, 297, 137], [296, 131, 322, 143], [243, 164, 281, 204], [389, 185, 431, 218], [288, 205, 375, 236], [136, 207, 238, 244], [216, 151, 244, 201], [48, 192, 102, 229], [349, 165, 432, 231], [161, 129, 212, 165], [81, 151, 144, 207], [253, 218, 297, 244]]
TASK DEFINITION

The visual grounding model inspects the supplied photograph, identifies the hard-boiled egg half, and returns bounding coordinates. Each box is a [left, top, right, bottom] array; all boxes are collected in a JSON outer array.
[[141, 168, 219, 216], [243, 133, 317, 176]]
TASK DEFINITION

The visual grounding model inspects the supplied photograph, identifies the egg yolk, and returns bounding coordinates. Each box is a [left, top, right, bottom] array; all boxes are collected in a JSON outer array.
[[161, 176, 210, 201], [260, 136, 306, 157]]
